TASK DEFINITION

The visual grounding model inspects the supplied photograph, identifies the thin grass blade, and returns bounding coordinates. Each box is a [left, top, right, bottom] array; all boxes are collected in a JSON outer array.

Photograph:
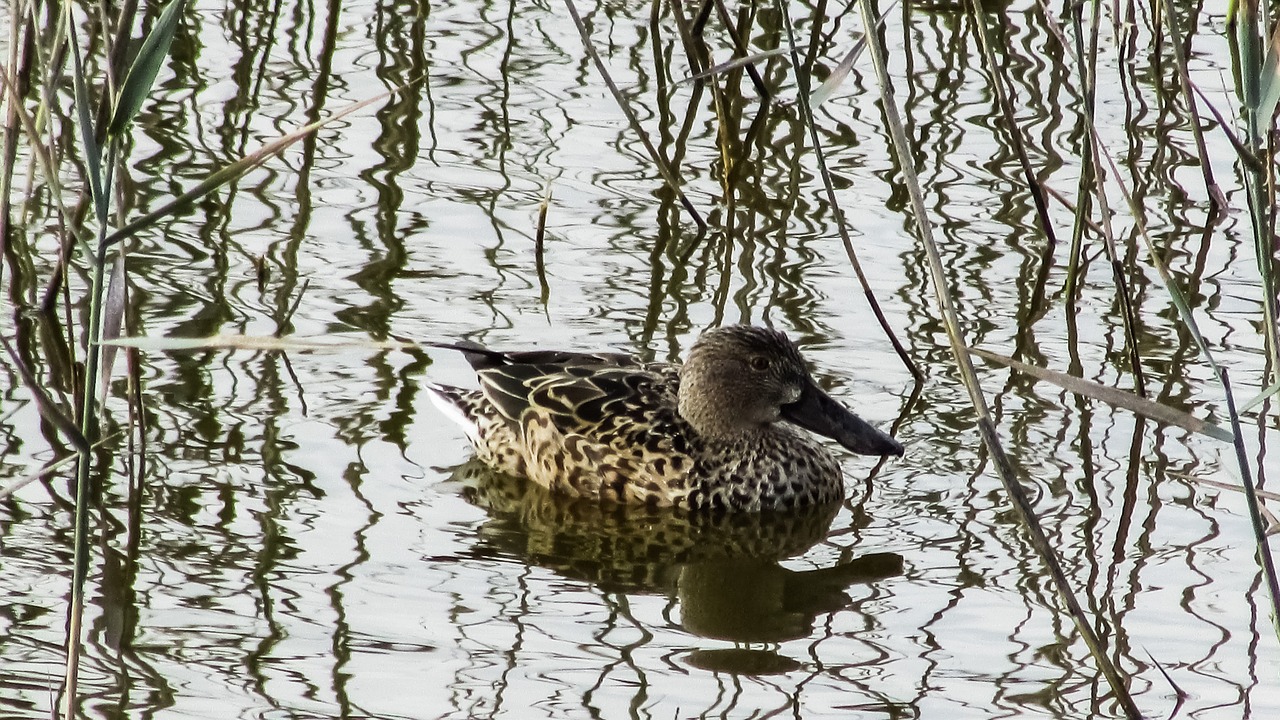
[[0, 336, 89, 453], [561, 0, 704, 232], [107, 0, 187, 138], [810, 1, 895, 107], [1240, 381, 1280, 413], [1143, 648, 1188, 709], [535, 182, 551, 301], [103, 85, 403, 248], [100, 334, 419, 352], [1160, 0, 1227, 211], [778, 2, 920, 380], [1097, 148, 1222, 372], [678, 48, 791, 86], [848, 0, 1137, 707], [970, 348, 1234, 442], [1190, 83, 1262, 171], [809, 38, 864, 107], [0, 65, 78, 236], [1219, 368, 1280, 631], [98, 255, 127, 404], [1186, 474, 1280, 502], [0, 451, 91, 501]]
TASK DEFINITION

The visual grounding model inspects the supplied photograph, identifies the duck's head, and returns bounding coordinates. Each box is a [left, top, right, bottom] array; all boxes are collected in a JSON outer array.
[[678, 325, 904, 457]]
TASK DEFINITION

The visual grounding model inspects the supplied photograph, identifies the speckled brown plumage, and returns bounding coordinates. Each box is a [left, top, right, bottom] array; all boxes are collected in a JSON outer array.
[[450, 458, 848, 590], [427, 325, 903, 512]]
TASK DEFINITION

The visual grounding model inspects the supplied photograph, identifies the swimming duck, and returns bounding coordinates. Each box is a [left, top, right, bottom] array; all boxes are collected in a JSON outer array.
[[427, 325, 903, 512]]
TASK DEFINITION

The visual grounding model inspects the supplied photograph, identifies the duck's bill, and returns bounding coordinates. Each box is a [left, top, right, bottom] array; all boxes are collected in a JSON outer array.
[[782, 382, 904, 457]]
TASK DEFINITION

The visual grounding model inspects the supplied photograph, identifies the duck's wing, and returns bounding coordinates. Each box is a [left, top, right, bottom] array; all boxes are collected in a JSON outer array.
[[431, 340, 653, 425], [475, 356, 667, 433], [437, 342, 689, 504]]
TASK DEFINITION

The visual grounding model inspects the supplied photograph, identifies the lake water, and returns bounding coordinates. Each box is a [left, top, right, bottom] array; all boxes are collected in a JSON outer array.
[[1, 0, 1276, 718]]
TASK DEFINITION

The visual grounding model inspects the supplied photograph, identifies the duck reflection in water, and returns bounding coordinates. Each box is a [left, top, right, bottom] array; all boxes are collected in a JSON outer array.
[[449, 460, 903, 674]]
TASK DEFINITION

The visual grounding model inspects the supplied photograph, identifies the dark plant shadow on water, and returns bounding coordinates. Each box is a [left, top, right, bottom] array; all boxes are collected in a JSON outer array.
[[443, 459, 904, 675]]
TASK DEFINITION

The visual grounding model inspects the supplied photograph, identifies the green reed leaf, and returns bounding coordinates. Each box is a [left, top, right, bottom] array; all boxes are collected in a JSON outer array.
[[108, 0, 187, 138], [67, 15, 105, 221], [1232, 0, 1260, 106], [1255, 24, 1280, 137]]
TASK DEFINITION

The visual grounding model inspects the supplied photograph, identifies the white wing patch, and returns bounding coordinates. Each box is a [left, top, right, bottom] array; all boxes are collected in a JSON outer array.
[[426, 383, 482, 446]]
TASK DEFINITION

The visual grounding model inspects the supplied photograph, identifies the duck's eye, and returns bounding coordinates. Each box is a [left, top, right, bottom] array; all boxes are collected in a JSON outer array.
[[749, 355, 770, 372]]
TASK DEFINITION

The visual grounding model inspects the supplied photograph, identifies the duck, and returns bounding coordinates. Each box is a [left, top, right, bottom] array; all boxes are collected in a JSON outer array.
[[426, 325, 903, 512]]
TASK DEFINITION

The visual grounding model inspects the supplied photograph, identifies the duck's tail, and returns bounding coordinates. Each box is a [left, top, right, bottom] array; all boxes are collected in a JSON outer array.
[[425, 383, 484, 447]]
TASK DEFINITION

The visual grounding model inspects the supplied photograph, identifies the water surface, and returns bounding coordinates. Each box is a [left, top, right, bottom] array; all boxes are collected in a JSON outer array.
[[1, 1, 1276, 718]]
